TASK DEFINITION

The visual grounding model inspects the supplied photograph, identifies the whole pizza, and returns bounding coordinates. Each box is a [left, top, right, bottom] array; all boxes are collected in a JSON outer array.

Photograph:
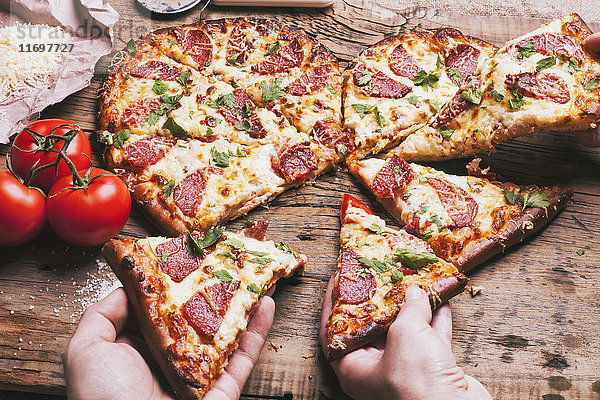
[[97, 14, 600, 400]]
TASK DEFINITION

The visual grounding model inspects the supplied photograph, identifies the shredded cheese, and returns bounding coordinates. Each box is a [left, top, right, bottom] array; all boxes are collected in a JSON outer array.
[[0, 23, 72, 111]]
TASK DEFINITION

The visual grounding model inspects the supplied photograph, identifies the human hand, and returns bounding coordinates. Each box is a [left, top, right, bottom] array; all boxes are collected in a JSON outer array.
[[319, 281, 492, 400], [63, 287, 275, 400], [576, 32, 600, 147]]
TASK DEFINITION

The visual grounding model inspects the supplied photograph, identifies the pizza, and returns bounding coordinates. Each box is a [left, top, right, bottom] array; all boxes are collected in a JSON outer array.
[[325, 194, 468, 359], [102, 221, 307, 399], [349, 156, 573, 271], [390, 14, 600, 161], [342, 28, 496, 160], [98, 18, 347, 234]]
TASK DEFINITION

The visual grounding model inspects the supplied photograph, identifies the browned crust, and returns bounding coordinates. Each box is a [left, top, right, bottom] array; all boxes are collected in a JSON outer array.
[[457, 185, 574, 272], [326, 272, 468, 360], [102, 239, 203, 400]]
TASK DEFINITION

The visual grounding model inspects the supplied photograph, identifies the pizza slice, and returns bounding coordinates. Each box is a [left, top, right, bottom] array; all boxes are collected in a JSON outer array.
[[392, 13, 600, 161], [349, 156, 573, 271], [104, 133, 329, 235], [325, 194, 467, 360], [343, 28, 496, 160], [102, 221, 307, 399]]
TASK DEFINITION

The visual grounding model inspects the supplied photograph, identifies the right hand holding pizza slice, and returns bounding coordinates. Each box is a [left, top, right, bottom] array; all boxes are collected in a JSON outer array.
[[319, 279, 492, 400]]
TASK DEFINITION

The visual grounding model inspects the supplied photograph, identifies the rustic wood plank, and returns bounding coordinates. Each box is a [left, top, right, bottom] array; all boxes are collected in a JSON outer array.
[[1, 1, 600, 399]]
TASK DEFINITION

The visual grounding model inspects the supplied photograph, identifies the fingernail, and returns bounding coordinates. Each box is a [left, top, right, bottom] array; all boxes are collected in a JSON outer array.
[[405, 285, 423, 301]]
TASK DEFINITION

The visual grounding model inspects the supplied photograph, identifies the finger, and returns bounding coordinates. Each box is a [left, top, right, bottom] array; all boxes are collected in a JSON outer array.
[[206, 296, 275, 400], [266, 283, 276, 297], [583, 32, 600, 56], [319, 277, 335, 353], [386, 285, 432, 352], [70, 288, 130, 345], [431, 304, 452, 347], [574, 129, 600, 147]]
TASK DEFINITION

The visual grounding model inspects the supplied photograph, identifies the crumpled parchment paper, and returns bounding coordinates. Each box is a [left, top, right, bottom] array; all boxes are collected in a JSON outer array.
[[0, 0, 119, 143]]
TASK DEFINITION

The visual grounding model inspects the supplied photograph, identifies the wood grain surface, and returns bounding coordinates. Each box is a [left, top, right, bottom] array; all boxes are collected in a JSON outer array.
[[1, 1, 600, 399]]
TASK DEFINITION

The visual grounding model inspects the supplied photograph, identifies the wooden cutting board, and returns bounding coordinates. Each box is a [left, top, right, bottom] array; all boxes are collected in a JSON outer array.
[[1, 2, 599, 399]]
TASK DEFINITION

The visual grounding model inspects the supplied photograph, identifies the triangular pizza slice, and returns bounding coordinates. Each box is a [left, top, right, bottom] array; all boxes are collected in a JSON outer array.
[[105, 133, 330, 235], [325, 194, 468, 359], [102, 221, 307, 399], [349, 157, 573, 271], [391, 13, 600, 161], [343, 28, 496, 160]]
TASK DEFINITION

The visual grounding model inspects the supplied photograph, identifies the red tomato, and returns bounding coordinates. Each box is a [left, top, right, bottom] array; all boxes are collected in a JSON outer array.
[[340, 194, 374, 221], [46, 168, 131, 247], [0, 170, 47, 246], [11, 119, 92, 193]]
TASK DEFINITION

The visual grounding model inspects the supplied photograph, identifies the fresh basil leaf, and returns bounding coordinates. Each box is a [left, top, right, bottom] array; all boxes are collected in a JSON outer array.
[[523, 191, 549, 210], [436, 53, 444, 68], [516, 42, 536, 60], [536, 55, 556, 72], [126, 39, 138, 55], [418, 205, 428, 214], [260, 77, 286, 101], [264, 41, 282, 56], [227, 52, 243, 66], [393, 248, 439, 269], [439, 126, 454, 139], [176, 70, 191, 89], [430, 215, 444, 231], [217, 250, 237, 260], [357, 70, 372, 86], [583, 77, 600, 91], [407, 95, 419, 106], [162, 179, 175, 198], [447, 68, 462, 84], [248, 257, 274, 265], [490, 87, 504, 102], [567, 58, 580, 75], [368, 224, 386, 235], [327, 86, 338, 97], [427, 99, 440, 113], [503, 185, 521, 205], [390, 269, 403, 284], [422, 231, 433, 240], [206, 93, 236, 109], [211, 147, 230, 168], [247, 249, 268, 257], [152, 79, 169, 95], [413, 70, 440, 91], [212, 269, 233, 282], [358, 257, 390, 273], [227, 237, 245, 250], [351, 104, 384, 126], [461, 88, 483, 105], [160, 251, 170, 263], [275, 242, 299, 257], [162, 117, 187, 138], [146, 92, 185, 125], [339, 144, 348, 158], [234, 120, 253, 132], [247, 283, 261, 293]]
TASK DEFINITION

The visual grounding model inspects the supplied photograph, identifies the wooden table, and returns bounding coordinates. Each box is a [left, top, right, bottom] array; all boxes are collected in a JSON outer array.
[[1, 2, 600, 399]]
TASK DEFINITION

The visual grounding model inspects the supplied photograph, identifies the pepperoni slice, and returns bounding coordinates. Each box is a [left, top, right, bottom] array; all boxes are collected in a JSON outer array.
[[428, 177, 478, 228], [513, 33, 585, 63], [226, 23, 253, 66], [310, 120, 352, 153], [370, 155, 414, 199], [287, 64, 331, 96], [175, 28, 213, 68], [389, 44, 420, 79], [338, 247, 375, 304], [505, 72, 570, 104], [243, 220, 269, 241], [156, 235, 201, 282], [271, 141, 318, 183], [123, 135, 177, 169], [182, 281, 240, 338], [128, 61, 183, 81], [217, 89, 266, 139], [445, 44, 481, 85], [430, 85, 473, 128], [252, 38, 304, 74], [173, 167, 223, 216], [121, 98, 161, 128], [352, 64, 411, 99]]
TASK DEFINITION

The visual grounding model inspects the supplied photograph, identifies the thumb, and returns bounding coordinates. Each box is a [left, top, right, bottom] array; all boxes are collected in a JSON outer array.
[[385, 285, 432, 353]]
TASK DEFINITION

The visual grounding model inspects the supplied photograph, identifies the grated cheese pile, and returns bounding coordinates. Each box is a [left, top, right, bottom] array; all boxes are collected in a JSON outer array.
[[0, 23, 73, 111]]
